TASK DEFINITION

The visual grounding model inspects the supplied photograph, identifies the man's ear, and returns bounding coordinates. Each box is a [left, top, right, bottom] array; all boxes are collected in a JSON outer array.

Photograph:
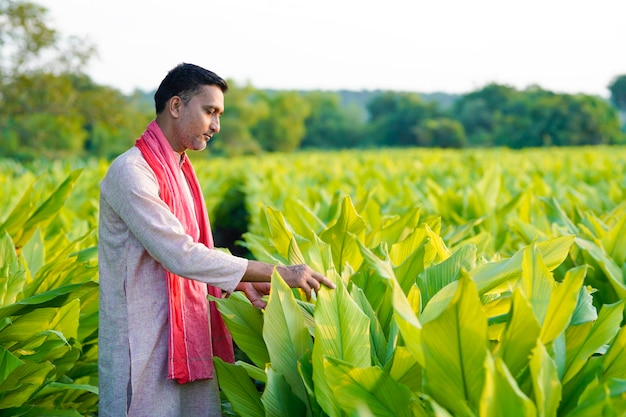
[[169, 96, 182, 118]]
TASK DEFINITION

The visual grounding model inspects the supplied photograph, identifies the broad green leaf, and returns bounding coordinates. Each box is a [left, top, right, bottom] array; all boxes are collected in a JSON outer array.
[[213, 357, 264, 417], [574, 237, 626, 299], [283, 197, 327, 240], [261, 366, 307, 417], [21, 228, 45, 279], [0, 347, 23, 383], [297, 351, 324, 417], [358, 240, 424, 366], [0, 282, 98, 319], [540, 266, 587, 343], [211, 291, 269, 368], [570, 285, 597, 325], [519, 244, 554, 325], [235, 360, 267, 383], [566, 378, 626, 417], [287, 235, 306, 266], [49, 299, 79, 342], [323, 356, 425, 417], [350, 285, 389, 366], [0, 406, 83, 416], [424, 223, 451, 262], [563, 300, 625, 384], [386, 346, 422, 393], [541, 197, 579, 235], [320, 196, 366, 270], [601, 214, 626, 265], [380, 206, 421, 244], [472, 236, 574, 294], [263, 207, 295, 261], [602, 322, 626, 381], [0, 308, 56, 346], [424, 237, 574, 323], [12, 169, 83, 248], [0, 229, 24, 306], [480, 354, 537, 417], [529, 341, 561, 417], [418, 244, 476, 308], [0, 361, 54, 408], [422, 271, 487, 416], [392, 239, 426, 295], [264, 270, 311, 404], [313, 276, 370, 417], [495, 287, 541, 379], [388, 222, 428, 266]]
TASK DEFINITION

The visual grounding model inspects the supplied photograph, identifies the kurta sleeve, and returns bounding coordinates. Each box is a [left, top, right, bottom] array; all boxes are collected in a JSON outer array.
[[100, 149, 247, 293]]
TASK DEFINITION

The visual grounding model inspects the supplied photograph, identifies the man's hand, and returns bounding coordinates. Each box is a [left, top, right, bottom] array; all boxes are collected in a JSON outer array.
[[242, 260, 335, 303], [276, 264, 335, 300], [237, 282, 271, 309]]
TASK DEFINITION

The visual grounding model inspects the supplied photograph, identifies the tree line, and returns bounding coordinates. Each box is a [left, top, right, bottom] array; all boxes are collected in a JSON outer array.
[[2, 0, 626, 161]]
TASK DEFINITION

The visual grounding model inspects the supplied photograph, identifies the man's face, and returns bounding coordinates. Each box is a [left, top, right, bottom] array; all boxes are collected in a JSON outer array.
[[171, 85, 224, 152]]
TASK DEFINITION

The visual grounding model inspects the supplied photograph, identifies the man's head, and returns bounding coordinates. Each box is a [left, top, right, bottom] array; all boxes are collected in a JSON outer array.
[[154, 63, 228, 116], [154, 63, 228, 153]]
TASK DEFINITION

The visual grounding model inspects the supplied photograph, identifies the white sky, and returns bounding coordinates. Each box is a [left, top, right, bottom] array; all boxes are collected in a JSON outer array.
[[38, 0, 626, 98]]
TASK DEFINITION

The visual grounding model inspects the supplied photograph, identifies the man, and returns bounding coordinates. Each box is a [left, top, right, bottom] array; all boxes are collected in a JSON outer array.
[[98, 63, 334, 417]]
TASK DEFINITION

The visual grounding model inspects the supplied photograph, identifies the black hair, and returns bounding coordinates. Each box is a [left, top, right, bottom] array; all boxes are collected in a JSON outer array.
[[153, 63, 228, 115]]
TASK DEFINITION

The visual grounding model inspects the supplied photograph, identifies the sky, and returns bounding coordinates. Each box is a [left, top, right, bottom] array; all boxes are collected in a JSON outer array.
[[38, 0, 626, 98]]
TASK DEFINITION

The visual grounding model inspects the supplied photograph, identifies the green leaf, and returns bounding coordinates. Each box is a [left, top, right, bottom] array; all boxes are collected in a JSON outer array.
[[480, 354, 537, 417], [418, 244, 476, 309], [529, 341, 561, 417], [563, 300, 625, 384], [0, 308, 56, 346], [574, 237, 626, 299], [320, 196, 366, 270], [313, 276, 371, 417], [422, 271, 487, 416], [263, 207, 294, 262], [0, 347, 23, 383], [0, 282, 97, 319], [0, 229, 24, 306], [13, 169, 83, 248], [263, 269, 311, 404], [495, 287, 541, 379], [213, 357, 265, 417], [21, 228, 45, 278], [0, 361, 54, 408], [602, 324, 626, 380], [323, 356, 425, 417], [472, 236, 574, 294], [235, 360, 267, 384], [211, 291, 269, 368], [519, 244, 554, 326], [540, 265, 587, 344], [350, 285, 389, 366], [566, 378, 626, 417], [261, 366, 307, 417], [386, 346, 422, 393], [358, 240, 424, 366]]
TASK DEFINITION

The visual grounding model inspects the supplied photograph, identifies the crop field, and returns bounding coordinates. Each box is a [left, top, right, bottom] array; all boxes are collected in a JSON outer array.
[[1, 146, 626, 416]]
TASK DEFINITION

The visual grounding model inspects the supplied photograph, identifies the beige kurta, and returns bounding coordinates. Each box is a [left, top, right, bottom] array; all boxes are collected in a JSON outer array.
[[98, 146, 248, 417]]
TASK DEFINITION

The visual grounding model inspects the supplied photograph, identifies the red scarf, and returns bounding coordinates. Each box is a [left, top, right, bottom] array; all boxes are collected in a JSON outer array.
[[135, 120, 234, 384]]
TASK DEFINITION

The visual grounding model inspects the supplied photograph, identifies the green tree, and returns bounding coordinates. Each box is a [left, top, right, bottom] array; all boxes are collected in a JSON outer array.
[[415, 118, 467, 148], [452, 83, 518, 146], [367, 91, 441, 147], [300, 91, 364, 149], [608, 74, 626, 111], [209, 81, 268, 156], [76, 75, 153, 158], [253, 91, 311, 152]]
